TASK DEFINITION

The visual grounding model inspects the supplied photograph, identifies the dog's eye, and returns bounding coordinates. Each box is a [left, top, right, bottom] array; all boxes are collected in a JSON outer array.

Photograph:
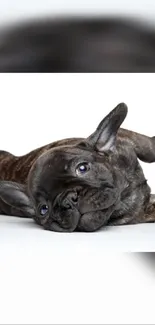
[[39, 204, 49, 216], [76, 162, 90, 175]]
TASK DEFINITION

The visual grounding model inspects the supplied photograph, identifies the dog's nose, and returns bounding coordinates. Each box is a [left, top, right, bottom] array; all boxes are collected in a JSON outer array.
[[62, 192, 78, 209]]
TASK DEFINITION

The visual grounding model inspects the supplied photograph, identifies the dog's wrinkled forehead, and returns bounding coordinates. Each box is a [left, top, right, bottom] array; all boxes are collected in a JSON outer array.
[[40, 146, 94, 171], [28, 146, 95, 192]]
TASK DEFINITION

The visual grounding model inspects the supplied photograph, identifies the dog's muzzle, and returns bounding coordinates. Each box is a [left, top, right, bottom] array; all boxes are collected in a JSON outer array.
[[44, 185, 119, 232], [60, 191, 79, 209], [49, 190, 81, 232]]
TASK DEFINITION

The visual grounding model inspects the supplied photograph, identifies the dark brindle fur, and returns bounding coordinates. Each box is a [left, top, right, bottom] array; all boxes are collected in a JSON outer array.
[[0, 103, 155, 232], [1, 17, 155, 72]]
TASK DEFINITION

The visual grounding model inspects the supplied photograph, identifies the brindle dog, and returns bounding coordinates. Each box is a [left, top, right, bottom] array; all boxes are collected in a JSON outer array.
[[0, 103, 155, 232]]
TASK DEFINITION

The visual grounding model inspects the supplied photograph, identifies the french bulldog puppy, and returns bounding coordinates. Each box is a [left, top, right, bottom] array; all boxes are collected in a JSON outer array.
[[1, 17, 155, 72], [0, 103, 155, 232]]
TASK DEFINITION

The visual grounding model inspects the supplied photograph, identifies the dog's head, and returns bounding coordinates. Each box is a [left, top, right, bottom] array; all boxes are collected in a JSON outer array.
[[0, 103, 129, 231]]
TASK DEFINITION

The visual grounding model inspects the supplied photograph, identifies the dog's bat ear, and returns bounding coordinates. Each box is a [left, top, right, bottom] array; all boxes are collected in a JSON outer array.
[[86, 103, 128, 152], [0, 181, 35, 216]]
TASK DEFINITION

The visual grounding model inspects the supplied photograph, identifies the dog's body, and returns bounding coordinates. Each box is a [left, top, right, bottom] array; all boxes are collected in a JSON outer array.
[[1, 17, 155, 72], [0, 103, 155, 232]]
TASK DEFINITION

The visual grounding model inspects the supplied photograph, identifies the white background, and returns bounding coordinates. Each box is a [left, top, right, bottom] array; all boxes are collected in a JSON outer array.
[[0, 0, 155, 26], [0, 73, 155, 324]]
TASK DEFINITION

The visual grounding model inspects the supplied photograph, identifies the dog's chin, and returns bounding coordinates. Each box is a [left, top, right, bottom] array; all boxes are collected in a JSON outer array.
[[44, 221, 77, 232], [42, 208, 81, 232]]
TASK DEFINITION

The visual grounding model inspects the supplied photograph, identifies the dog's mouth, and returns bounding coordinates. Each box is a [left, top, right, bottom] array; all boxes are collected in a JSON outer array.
[[40, 186, 119, 232], [48, 190, 81, 232]]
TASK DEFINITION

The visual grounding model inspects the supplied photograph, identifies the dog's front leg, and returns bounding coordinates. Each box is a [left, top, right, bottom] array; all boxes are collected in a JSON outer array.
[[142, 195, 155, 223], [108, 195, 155, 225]]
